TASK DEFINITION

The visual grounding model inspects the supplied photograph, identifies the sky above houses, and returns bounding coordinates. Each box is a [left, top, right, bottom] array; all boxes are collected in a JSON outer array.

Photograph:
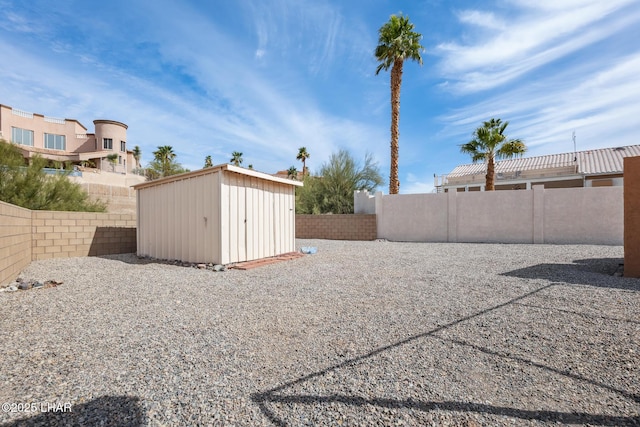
[[1, 0, 639, 193]]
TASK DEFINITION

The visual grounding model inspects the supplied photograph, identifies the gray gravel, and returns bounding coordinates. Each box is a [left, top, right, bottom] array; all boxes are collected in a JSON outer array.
[[1, 239, 638, 426]]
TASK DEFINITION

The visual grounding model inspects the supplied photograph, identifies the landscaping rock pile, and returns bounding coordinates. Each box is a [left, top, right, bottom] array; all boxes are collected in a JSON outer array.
[[0, 278, 63, 293]]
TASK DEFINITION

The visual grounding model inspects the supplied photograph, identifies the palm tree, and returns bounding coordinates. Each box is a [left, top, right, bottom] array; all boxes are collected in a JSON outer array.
[[230, 151, 243, 166], [204, 155, 213, 168], [106, 153, 118, 172], [460, 118, 526, 191], [132, 145, 142, 168], [375, 13, 423, 195], [153, 145, 176, 177], [296, 147, 310, 176], [287, 166, 298, 180]]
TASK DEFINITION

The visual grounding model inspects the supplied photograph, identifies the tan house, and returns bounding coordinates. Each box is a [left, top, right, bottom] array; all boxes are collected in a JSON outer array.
[[0, 103, 135, 174], [436, 144, 640, 192]]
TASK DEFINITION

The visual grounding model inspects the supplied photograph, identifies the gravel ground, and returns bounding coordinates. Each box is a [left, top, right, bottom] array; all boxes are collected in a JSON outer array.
[[1, 239, 639, 426]]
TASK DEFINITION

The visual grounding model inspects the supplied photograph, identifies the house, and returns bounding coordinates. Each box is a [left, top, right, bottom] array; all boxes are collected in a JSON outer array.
[[134, 164, 303, 265], [436, 144, 640, 192], [0, 103, 135, 174]]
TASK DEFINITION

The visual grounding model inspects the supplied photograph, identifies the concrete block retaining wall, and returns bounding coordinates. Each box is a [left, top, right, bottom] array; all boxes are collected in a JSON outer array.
[[0, 202, 32, 285], [0, 200, 136, 284], [296, 214, 377, 241]]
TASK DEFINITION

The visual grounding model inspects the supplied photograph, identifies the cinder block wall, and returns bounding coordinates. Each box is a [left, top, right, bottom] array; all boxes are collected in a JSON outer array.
[[0, 200, 137, 284], [0, 202, 32, 285], [296, 214, 377, 241], [31, 211, 136, 260], [624, 156, 640, 277]]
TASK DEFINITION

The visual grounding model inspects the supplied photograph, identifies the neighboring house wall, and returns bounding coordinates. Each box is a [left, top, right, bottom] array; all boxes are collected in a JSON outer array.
[[0, 200, 136, 285], [296, 214, 377, 241], [373, 186, 623, 245], [624, 156, 640, 277], [0, 104, 133, 174], [0, 202, 32, 285]]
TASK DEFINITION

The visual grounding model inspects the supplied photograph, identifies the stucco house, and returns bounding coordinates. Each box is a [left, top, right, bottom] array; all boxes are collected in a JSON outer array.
[[436, 144, 640, 192], [0, 103, 135, 174]]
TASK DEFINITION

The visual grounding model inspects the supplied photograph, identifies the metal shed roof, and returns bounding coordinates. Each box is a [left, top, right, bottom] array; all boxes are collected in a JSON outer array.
[[133, 163, 303, 190], [447, 144, 640, 178]]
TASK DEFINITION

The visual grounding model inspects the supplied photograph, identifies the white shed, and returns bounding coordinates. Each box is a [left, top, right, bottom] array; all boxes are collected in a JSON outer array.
[[133, 164, 303, 265]]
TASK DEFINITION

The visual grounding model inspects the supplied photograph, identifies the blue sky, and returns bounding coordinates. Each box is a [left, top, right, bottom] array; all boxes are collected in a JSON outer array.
[[1, 0, 639, 193]]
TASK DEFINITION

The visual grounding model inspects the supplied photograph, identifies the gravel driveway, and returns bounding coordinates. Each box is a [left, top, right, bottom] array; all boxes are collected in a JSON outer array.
[[1, 239, 638, 426]]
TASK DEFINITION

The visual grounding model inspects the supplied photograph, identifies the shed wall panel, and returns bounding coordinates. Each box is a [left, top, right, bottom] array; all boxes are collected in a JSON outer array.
[[137, 170, 223, 263], [137, 167, 297, 265]]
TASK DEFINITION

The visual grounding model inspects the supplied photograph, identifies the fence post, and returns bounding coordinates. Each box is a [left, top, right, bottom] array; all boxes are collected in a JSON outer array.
[[447, 190, 457, 243], [533, 185, 544, 244], [375, 191, 383, 239], [624, 157, 640, 277]]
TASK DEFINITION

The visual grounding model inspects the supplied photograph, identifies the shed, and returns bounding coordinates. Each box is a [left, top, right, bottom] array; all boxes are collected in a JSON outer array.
[[133, 164, 303, 265]]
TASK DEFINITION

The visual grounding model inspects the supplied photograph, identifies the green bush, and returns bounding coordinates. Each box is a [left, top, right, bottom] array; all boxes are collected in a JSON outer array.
[[296, 149, 384, 214], [0, 140, 106, 212]]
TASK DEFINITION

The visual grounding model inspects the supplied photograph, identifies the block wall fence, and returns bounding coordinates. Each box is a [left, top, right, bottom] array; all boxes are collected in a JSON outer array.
[[0, 200, 136, 285], [356, 186, 624, 245], [295, 214, 377, 241]]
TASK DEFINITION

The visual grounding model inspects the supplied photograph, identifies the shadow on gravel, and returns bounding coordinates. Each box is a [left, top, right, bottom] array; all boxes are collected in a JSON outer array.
[[0, 395, 146, 427], [252, 283, 640, 426], [252, 393, 640, 427], [502, 258, 640, 291]]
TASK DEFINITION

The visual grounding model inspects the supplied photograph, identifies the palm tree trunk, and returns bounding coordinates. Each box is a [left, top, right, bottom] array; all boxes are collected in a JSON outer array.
[[389, 60, 403, 194], [486, 155, 495, 191]]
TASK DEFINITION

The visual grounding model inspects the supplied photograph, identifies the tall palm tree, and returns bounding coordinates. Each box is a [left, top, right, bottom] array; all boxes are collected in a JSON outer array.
[[375, 13, 423, 195], [132, 145, 142, 168], [296, 147, 310, 176], [153, 145, 176, 177], [287, 166, 298, 180], [460, 118, 526, 191], [230, 151, 243, 166]]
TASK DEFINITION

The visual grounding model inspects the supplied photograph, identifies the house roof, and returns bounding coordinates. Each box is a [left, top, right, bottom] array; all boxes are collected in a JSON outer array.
[[447, 144, 640, 178], [133, 164, 303, 190]]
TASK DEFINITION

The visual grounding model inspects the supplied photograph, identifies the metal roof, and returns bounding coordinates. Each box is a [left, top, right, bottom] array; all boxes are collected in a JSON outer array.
[[447, 145, 640, 178], [133, 163, 303, 190]]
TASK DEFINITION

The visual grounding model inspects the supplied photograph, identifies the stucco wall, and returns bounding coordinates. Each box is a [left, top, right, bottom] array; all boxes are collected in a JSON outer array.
[[624, 156, 640, 277], [543, 187, 623, 245], [375, 186, 623, 245], [378, 194, 448, 242], [0, 201, 32, 285]]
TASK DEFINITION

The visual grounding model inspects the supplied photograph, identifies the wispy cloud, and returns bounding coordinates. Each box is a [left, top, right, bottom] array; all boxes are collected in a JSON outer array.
[[437, 0, 639, 93]]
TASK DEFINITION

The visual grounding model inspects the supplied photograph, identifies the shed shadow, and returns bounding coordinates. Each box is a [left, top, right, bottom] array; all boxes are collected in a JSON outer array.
[[0, 395, 145, 427], [88, 227, 136, 257]]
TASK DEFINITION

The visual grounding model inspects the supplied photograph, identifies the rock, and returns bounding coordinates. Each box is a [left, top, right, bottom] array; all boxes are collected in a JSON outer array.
[[213, 265, 226, 272], [6, 285, 18, 292], [197, 264, 207, 269], [32, 282, 44, 289], [18, 282, 33, 290]]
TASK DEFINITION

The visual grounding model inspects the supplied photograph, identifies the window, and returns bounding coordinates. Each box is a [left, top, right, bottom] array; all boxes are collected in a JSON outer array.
[[103, 138, 113, 150], [118, 156, 122, 164], [44, 133, 66, 150], [11, 127, 34, 146], [120, 141, 126, 152]]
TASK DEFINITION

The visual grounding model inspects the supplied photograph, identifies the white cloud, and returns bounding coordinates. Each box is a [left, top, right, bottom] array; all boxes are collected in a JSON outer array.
[[436, 0, 640, 93]]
